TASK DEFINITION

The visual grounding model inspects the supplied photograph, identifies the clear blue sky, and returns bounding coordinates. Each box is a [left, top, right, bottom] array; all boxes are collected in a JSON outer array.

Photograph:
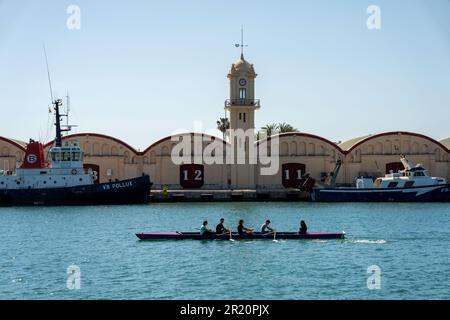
[[1, 0, 449, 149]]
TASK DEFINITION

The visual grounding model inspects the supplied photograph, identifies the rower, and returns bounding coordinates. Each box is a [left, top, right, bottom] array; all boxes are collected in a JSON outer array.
[[216, 218, 230, 235], [200, 221, 214, 236], [299, 220, 308, 234], [237, 219, 253, 236], [260, 220, 274, 234]]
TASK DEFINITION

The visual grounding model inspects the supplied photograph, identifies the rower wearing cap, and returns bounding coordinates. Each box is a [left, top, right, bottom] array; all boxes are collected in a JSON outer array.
[[260, 220, 275, 234]]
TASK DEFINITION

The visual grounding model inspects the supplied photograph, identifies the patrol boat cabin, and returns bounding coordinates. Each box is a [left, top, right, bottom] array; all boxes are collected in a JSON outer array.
[[356, 155, 447, 189], [312, 155, 450, 202]]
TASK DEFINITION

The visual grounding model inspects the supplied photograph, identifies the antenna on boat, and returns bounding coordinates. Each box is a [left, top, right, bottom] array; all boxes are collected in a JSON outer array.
[[43, 44, 54, 103], [43, 44, 67, 147], [62, 91, 77, 134], [66, 91, 70, 127]]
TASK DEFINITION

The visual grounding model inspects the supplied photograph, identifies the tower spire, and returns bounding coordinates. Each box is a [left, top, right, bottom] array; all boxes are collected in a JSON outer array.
[[240, 27, 244, 58], [235, 26, 248, 59]]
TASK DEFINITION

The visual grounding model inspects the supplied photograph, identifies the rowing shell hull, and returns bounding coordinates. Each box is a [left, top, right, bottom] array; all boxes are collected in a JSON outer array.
[[0, 175, 152, 206], [136, 232, 345, 240]]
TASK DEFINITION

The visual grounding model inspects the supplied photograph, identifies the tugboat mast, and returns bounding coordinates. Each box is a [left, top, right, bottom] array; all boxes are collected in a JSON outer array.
[[53, 99, 64, 147], [53, 98, 73, 148], [44, 46, 73, 148]]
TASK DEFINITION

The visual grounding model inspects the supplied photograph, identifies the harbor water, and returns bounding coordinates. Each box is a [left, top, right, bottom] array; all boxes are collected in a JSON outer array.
[[0, 202, 449, 300]]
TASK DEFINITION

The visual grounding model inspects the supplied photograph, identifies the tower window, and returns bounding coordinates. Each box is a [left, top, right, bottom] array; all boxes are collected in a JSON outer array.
[[243, 113, 246, 123], [239, 113, 242, 120], [239, 88, 246, 99]]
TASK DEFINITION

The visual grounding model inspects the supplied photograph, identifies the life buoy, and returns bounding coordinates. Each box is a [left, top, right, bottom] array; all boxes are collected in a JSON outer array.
[[71, 169, 77, 175]]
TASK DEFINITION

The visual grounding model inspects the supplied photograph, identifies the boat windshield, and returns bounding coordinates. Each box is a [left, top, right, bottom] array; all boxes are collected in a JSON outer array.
[[50, 150, 82, 162]]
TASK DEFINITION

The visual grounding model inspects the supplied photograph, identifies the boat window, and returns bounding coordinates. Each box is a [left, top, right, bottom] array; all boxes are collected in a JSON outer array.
[[72, 152, 81, 161], [51, 152, 62, 161], [404, 181, 415, 188], [388, 182, 398, 188], [63, 152, 71, 161], [374, 179, 382, 187], [414, 172, 425, 177]]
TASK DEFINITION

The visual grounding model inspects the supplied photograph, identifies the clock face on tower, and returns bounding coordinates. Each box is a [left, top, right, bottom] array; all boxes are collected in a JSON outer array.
[[239, 78, 247, 86]]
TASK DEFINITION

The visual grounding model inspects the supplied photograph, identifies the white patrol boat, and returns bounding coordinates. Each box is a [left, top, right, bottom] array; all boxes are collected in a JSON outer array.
[[312, 155, 450, 202]]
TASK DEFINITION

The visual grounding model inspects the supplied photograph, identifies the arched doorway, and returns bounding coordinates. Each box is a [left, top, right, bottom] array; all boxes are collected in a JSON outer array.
[[180, 164, 204, 189], [282, 163, 306, 188]]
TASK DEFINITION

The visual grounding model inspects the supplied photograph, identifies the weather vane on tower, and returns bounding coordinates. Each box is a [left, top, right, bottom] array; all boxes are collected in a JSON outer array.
[[235, 27, 248, 58]]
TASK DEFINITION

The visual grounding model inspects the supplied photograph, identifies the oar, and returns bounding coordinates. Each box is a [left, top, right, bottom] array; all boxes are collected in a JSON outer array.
[[218, 229, 234, 241]]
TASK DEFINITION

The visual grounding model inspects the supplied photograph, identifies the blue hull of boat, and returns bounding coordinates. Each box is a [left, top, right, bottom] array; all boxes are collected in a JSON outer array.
[[312, 184, 450, 202]]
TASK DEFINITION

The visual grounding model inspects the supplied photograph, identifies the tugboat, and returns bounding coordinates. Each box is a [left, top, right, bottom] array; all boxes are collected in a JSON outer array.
[[312, 155, 450, 202], [0, 99, 152, 206]]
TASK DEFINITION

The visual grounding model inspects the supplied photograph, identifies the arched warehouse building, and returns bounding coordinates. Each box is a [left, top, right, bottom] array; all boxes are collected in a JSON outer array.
[[2, 54, 450, 190]]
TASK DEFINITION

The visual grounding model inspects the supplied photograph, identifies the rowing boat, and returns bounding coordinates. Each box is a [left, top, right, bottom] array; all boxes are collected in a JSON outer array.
[[135, 232, 345, 240]]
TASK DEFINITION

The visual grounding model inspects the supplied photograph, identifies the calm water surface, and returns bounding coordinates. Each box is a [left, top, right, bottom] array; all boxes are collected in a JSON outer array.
[[0, 202, 449, 300]]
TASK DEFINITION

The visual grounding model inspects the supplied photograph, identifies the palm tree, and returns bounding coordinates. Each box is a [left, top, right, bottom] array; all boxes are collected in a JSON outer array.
[[261, 123, 279, 137], [278, 122, 299, 133], [216, 117, 230, 141]]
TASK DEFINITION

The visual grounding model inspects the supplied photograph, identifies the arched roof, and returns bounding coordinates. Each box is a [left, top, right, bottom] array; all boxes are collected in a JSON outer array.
[[338, 135, 372, 151], [440, 138, 450, 150], [44, 133, 140, 154], [345, 131, 450, 153], [0, 136, 26, 151], [256, 132, 343, 152], [142, 133, 228, 155]]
